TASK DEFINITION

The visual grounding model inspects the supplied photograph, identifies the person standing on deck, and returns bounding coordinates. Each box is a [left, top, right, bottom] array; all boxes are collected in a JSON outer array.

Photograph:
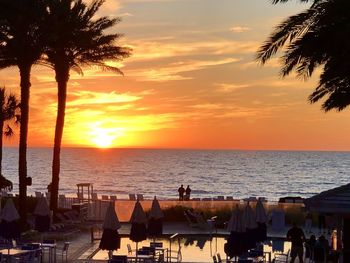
[[287, 222, 306, 263], [185, 185, 191, 200], [178, 185, 185, 201]]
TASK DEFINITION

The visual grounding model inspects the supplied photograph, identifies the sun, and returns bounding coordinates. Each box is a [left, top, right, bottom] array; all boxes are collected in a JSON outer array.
[[90, 128, 116, 148]]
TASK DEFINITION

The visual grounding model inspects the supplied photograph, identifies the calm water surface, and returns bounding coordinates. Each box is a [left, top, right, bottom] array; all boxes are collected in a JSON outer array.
[[2, 148, 350, 200]]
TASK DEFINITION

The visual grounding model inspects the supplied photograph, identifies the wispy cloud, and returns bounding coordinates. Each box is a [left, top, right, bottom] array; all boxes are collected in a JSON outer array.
[[230, 26, 251, 33]]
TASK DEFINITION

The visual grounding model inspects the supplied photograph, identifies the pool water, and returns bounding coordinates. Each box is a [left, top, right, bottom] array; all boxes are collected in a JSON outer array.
[[92, 236, 291, 262]]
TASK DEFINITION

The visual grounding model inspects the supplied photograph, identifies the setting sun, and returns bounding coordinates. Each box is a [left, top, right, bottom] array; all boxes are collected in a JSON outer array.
[[90, 127, 117, 148]]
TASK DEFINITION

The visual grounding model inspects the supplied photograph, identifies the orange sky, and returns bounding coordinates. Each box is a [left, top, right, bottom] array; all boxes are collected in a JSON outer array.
[[1, 0, 350, 151]]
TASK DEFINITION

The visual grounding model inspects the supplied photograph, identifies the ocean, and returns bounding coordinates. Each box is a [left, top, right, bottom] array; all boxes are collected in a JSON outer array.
[[2, 148, 350, 201]]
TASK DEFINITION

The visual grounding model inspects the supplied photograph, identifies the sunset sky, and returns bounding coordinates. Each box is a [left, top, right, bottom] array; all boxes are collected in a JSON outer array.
[[1, 0, 350, 150]]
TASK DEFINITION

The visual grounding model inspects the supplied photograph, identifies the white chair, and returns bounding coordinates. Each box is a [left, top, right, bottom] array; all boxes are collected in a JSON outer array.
[[273, 249, 290, 263]]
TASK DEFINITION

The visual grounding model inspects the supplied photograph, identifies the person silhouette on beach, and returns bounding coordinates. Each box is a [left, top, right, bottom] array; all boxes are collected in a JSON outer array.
[[287, 222, 306, 263], [178, 184, 185, 201], [185, 185, 191, 200]]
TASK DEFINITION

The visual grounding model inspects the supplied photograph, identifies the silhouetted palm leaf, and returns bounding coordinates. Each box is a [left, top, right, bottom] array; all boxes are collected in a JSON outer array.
[[258, 0, 350, 111]]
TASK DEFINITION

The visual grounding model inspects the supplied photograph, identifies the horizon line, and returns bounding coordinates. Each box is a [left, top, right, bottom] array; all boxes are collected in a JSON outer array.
[[3, 146, 350, 153]]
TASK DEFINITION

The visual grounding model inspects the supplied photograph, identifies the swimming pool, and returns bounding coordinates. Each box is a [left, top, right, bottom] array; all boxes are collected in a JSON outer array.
[[90, 236, 291, 262]]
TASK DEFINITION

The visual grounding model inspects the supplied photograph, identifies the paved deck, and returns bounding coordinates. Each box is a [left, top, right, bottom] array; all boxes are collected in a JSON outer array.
[[47, 222, 328, 263]]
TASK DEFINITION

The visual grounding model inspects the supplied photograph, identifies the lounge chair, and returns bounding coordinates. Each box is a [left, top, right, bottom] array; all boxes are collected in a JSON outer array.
[[184, 210, 209, 229], [129, 194, 136, 201], [35, 191, 43, 198], [91, 193, 98, 200]]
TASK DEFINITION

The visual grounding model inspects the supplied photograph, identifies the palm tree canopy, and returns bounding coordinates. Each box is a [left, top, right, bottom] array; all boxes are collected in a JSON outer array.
[[257, 0, 350, 111], [0, 0, 46, 69], [43, 0, 131, 78], [0, 87, 20, 137]]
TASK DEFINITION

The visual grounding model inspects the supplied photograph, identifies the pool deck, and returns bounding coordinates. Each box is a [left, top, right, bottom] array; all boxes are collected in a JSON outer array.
[[52, 222, 325, 262]]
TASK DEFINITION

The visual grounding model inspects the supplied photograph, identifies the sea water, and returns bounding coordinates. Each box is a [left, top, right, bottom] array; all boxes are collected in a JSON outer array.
[[2, 148, 350, 200]]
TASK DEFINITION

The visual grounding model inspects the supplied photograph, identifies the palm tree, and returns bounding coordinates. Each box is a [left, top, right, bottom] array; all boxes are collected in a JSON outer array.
[[0, 0, 46, 224], [257, 0, 350, 111], [43, 0, 131, 212], [0, 87, 20, 175]]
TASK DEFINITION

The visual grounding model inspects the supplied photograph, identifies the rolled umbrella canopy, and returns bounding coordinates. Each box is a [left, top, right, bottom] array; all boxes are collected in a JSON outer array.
[[0, 199, 20, 240], [148, 196, 164, 237], [242, 203, 258, 249], [0, 175, 13, 192], [225, 206, 247, 258], [130, 200, 147, 257], [255, 199, 268, 242], [34, 197, 51, 232], [99, 203, 121, 259]]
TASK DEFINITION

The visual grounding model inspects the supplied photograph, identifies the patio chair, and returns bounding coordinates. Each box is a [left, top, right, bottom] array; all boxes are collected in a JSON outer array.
[[102, 195, 109, 200], [110, 195, 117, 201], [273, 249, 290, 263], [129, 194, 136, 201], [60, 242, 70, 263], [137, 194, 144, 201]]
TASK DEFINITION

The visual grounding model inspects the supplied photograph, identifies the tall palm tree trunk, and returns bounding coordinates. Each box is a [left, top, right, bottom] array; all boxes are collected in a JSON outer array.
[[18, 64, 31, 225], [50, 69, 68, 213]]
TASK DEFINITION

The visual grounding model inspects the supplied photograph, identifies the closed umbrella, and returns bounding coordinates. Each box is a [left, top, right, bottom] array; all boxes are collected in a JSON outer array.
[[99, 203, 121, 259], [225, 205, 246, 259], [242, 203, 258, 248], [148, 196, 164, 237], [0, 199, 20, 254], [255, 199, 268, 242], [34, 197, 51, 232], [130, 200, 147, 257]]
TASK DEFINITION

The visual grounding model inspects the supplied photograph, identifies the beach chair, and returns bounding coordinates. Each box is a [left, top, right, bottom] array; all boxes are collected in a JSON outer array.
[[91, 193, 98, 200], [137, 194, 144, 201], [129, 194, 136, 201], [184, 210, 209, 229], [35, 191, 43, 198]]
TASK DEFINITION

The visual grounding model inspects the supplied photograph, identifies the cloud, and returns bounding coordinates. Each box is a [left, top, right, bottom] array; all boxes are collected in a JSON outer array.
[[230, 26, 251, 33], [130, 57, 240, 81], [215, 83, 250, 93], [67, 91, 141, 106]]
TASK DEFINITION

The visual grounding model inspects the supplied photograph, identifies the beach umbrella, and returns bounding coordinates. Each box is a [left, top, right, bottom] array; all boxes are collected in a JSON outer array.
[[242, 203, 258, 248], [0, 198, 20, 252], [255, 199, 268, 242], [34, 197, 51, 232], [148, 196, 164, 237], [225, 206, 247, 259], [99, 202, 121, 259], [130, 200, 147, 256]]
